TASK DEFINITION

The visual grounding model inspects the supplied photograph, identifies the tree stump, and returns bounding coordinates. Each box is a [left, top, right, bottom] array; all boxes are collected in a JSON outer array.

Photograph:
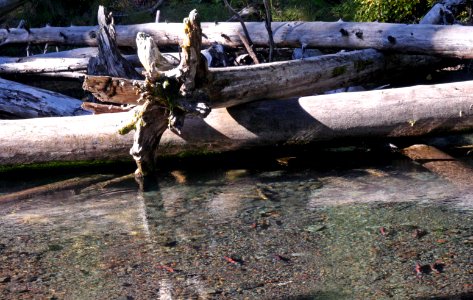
[[123, 9, 211, 176]]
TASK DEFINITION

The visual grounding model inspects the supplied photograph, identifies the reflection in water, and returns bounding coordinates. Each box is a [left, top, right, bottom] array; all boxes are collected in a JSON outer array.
[[0, 158, 472, 299]]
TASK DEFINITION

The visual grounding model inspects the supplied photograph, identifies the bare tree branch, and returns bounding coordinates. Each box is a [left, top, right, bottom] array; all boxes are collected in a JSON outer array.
[[223, 0, 259, 64], [263, 0, 275, 62]]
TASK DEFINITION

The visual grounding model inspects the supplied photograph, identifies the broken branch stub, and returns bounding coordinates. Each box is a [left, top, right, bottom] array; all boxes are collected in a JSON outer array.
[[123, 9, 211, 176], [87, 5, 142, 79]]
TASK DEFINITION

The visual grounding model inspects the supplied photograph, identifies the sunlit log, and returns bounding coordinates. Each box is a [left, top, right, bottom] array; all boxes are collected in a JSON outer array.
[[2, 80, 473, 165], [2, 21, 473, 58]]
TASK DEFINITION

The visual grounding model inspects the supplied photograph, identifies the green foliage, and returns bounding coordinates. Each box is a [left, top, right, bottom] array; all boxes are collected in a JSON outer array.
[[272, 0, 342, 21], [336, 0, 438, 23]]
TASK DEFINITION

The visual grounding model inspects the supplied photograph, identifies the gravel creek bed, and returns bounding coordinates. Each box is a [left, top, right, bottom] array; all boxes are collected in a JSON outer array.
[[0, 153, 472, 299]]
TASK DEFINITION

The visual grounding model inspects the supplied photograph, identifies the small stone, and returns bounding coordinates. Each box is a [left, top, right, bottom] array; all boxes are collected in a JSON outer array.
[[0, 276, 11, 283]]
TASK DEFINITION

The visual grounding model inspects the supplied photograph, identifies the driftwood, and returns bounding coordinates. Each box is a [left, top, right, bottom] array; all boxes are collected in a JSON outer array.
[[124, 9, 211, 176], [0, 174, 114, 203], [402, 144, 473, 187], [0, 51, 176, 77], [420, 0, 466, 25], [2, 21, 473, 58], [84, 49, 444, 108], [87, 6, 142, 80], [0, 57, 89, 74], [2, 80, 473, 165], [0, 77, 89, 118]]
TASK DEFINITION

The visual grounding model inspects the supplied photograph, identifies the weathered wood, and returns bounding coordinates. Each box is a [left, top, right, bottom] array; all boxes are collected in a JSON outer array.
[[419, 0, 465, 25], [402, 144, 473, 187], [0, 77, 89, 119], [0, 51, 176, 76], [2, 21, 473, 58], [84, 49, 443, 108], [128, 9, 211, 176], [420, 4, 456, 25], [2, 80, 473, 165], [0, 57, 89, 74], [88, 6, 142, 80], [0, 174, 113, 203], [81, 102, 132, 114]]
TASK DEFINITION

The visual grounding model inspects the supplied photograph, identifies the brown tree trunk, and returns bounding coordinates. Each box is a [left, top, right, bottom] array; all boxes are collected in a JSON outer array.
[[2, 80, 473, 165]]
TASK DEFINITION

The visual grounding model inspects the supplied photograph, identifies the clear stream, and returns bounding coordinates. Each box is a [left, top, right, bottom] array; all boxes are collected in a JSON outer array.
[[0, 149, 472, 299]]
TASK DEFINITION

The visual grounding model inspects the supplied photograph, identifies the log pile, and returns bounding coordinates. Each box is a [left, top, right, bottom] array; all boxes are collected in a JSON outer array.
[[1, 2, 473, 176]]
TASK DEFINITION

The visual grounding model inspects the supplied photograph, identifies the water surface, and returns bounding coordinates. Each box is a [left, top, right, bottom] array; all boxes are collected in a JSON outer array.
[[0, 151, 472, 299]]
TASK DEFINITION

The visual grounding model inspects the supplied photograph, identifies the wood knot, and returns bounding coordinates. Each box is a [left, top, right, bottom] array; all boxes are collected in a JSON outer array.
[[355, 31, 363, 39], [339, 28, 349, 37], [59, 32, 68, 40], [387, 35, 396, 44]]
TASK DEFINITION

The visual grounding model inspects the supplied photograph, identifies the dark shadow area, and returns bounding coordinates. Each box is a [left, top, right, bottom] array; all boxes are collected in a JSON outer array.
[[415, 292, 473, 300]]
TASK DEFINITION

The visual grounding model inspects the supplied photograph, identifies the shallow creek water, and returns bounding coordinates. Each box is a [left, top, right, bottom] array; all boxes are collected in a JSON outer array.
[[0, 150, 472, 299]]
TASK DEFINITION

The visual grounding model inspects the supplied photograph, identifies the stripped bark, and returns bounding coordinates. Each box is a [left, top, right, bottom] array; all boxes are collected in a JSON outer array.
[[87, 5, 142, 79], [0, 77, 89, 118], [0, 57, 89, 74], [2, 80, 473, 165], [0, 175, 113, 203], [125, 9, 211, 176], [420, 0, 466, 24], [2, 21, 473, 58], [0, 51, 176, 76], [84, 49, 444, 108]]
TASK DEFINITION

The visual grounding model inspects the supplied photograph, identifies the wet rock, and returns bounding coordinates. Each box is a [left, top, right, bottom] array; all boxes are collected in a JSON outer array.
[[47, 244, 63, 251], [305, 225, 327, 233]]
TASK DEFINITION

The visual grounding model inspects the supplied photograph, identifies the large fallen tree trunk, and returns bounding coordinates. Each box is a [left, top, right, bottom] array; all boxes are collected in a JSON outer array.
[[2, 80, 473, 165], [0, 57, 89, 74], [2, 21, 473, 58], [83, 49, 443, 108], [0, 77, 90, 118]]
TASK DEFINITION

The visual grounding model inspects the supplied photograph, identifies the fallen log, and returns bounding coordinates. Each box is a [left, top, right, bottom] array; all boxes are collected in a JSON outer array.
[[0, 57, 89, 74], [402, 144, 473, 188], [0, 77, 90, 118], [0, 52, 175, 76], [0, 174, 114, 203], [2, 80, 473, 165], [2, 21, 473, 58], [81, 102, 132, 114], [83, 49, 443, 107]]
